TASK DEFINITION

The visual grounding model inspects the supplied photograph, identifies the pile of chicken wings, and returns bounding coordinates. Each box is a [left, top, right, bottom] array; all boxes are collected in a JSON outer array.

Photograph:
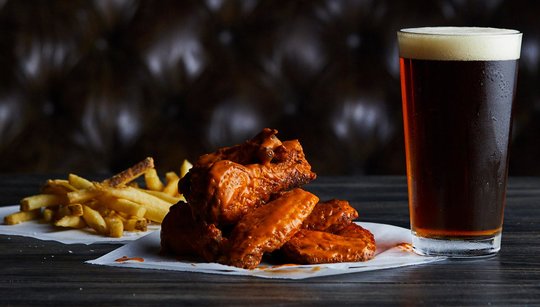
[[161, 128, 376, 269]]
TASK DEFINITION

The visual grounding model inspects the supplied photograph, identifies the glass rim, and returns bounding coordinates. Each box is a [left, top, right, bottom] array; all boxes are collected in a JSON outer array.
[[398, 26, 521, 37]]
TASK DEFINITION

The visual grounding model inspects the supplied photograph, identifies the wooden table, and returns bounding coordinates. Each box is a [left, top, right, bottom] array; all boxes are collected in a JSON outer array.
[[1, 175, 539, 305]]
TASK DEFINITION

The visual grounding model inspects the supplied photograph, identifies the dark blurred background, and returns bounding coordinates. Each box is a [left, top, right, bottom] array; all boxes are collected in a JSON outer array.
[[0, 0, 538, 175]]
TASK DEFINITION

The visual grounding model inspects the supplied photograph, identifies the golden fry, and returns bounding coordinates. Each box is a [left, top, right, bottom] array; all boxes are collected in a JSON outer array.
[[67, 204, 83, 216], [82, 205, 108, 235], [4, 209, 41, 225], [103, 157, 154, 188], [107, 198, 146, 218], [124, 218, 147, 232], [67, 188, 100, 204], [105, 217, 124, 237], [41, 179, 77, 194], [180, 159, 193, 179], [68, 174, 93, 189], [54, 215, 86, 228], [144, 168, 163, 191], [20, 194, 65, 212], [42, 208, 55, 223], [163, 172, 180, 196], [140, 189, 182, 204]]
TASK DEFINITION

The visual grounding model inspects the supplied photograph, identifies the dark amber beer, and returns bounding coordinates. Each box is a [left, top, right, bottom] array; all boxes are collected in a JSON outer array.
[[398, 27, 522, 257]]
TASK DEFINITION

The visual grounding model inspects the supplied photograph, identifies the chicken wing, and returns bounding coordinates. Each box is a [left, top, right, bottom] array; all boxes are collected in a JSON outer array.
[[224, 188, 319, 269], [281, 223, 376, 264], [302, 199, 359, 233], [160, 202, 226, 262], [180, 129, 316, 225]]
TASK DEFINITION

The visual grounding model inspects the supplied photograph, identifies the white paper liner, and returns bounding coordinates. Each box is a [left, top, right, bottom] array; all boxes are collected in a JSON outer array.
[[86, 222, 446, 279], [0, 205, 160, 244]]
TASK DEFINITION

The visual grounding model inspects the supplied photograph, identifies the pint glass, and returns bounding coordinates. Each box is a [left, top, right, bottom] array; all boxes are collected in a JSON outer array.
[[398, 27, 522, 257]]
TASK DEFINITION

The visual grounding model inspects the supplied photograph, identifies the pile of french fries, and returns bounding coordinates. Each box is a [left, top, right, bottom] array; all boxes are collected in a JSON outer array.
[[4, 157, 192, 238]]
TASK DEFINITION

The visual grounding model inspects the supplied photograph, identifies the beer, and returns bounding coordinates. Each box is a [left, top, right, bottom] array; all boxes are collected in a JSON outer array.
[[398, 27, 522, 257]]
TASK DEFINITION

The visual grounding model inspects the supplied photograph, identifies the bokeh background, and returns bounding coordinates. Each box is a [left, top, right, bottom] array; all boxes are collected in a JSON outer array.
[[0, 0, 538, 175]]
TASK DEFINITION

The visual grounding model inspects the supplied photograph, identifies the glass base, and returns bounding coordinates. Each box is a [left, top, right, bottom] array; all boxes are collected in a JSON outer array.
[[411, 232, 501, 258]]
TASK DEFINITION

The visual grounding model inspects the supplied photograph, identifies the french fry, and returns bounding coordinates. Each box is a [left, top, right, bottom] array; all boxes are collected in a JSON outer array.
[[68, 173, 93, 189], [42, 179, 77, 194], [103, 157, 154, 187], [124, 218, 147, 232], [54, 215, 86, 228], [67, 204, 84, 217], [82, 205, 108, 235], [4, 209, 41, 225], [144, 168, 164, 191], [97, 185, 172, 222], [67, 188, 100, 204], [180, 159, 193, 178], [20, 194, 65, 212], [105, 217, 124, 237], [141, 189, 182, 204], [42, 208, 55, 223], [112, 211, 129, 222], [163, 172, 180, 196], [108, 198, 146, 218]]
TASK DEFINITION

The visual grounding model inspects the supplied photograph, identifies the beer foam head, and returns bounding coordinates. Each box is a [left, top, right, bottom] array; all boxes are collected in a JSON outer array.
[[398, 27, 522, 61]]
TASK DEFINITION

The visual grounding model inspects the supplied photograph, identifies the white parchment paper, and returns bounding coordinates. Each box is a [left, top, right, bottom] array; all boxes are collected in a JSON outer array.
[[0, 205, 160, 244], [87, 222, 446, 279]]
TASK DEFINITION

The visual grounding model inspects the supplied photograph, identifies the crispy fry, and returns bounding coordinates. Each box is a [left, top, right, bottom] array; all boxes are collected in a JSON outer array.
[[54, 215, 86, 228], [68, 173, 93, 189], [42, 179, 77, 194], [4, 209, 41, 225], [124, 218, 147, 232], [97, 185, 172, 222], [67, 188, 100, 204], [103, 157, 154, 188], [141, 189, 182, 204], [105, 217, 124, 237], [180, 159, 193, 178], [67, 204, 83, 216], [163, 172, 180, 196], [107, 198, 146, 218], [112, 211, 129, 221], [82, 205, 108, 235], [42, 208, 55, 223], [144, 168, 164, 191], [20, 194, 65, 212]]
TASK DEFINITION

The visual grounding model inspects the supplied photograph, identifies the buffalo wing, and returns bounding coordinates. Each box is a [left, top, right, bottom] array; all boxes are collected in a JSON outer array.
[[302, 199, 359, 233], [180, 128, 316, 225], [281, 223, 376, 264], [224, 188, 318, 269]]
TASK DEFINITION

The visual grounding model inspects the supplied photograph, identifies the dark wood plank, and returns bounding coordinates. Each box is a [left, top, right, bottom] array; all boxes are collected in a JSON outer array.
[[1, 175, 539, 306]]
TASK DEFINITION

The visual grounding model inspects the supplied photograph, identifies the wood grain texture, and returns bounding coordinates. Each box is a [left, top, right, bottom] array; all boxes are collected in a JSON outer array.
[[1, 175, 539, 306]]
